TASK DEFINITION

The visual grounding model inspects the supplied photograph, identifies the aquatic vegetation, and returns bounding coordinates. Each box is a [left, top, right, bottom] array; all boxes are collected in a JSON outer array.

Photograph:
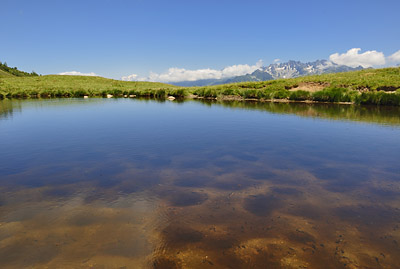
[[240, 89, 262, 99], [193, 87, 218, 98], [356, 91, 400, 106], [270, 89, 290, 99], [289, 90, 311, 101], [311, 87, 355, 102], [169, 88, 187, 98]]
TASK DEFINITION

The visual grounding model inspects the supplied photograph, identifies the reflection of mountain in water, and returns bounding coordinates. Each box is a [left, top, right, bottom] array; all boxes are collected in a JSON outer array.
[[0, 100, 21, 120]]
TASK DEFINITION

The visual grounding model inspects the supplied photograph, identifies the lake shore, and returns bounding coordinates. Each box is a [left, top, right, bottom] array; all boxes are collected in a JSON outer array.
[[1, 67, 399, 105]]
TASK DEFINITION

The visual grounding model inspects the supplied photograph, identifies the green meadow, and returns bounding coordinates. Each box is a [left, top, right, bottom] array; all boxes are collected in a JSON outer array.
[[1, 66, 400, 106]]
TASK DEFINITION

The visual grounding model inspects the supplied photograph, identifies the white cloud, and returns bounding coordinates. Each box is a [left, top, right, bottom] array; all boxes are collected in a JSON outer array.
[[329, 48, 385, 68], [388, 50, 400, 63], [58, 71, 98, 76], [122, 60, 263, 82], [121, 74, 138, 81], [273, 59, 281, 63]]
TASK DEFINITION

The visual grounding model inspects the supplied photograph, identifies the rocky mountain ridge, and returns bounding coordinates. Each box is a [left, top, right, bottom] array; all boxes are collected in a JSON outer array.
[[172, 60, 363, 86]]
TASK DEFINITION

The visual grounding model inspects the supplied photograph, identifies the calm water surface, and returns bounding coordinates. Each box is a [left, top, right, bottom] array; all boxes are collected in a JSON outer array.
[[0, 99, 399, 268]]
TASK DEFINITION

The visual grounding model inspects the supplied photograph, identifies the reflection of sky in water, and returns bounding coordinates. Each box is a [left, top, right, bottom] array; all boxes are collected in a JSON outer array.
[[0, 98, 400, 268]]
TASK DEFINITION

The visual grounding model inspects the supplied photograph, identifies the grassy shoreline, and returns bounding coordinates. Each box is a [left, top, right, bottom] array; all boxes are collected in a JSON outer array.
[[1, 67, 399, 106]]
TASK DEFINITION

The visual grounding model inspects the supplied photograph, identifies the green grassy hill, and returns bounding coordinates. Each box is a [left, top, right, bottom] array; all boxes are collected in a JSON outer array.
[[189, 67, 400, 105], [195, 67, 400, 94], [1, 67, 400, 105], [0, 69, 15, 78], [0, 75, 180, 98], [0, 61, 39, 77]]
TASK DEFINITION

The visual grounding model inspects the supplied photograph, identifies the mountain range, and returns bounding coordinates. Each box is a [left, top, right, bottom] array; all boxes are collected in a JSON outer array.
[[171, 60, 363, 86]]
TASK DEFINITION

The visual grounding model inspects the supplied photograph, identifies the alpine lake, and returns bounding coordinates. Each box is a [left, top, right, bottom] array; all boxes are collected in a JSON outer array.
[[0, 98, 399, 268]]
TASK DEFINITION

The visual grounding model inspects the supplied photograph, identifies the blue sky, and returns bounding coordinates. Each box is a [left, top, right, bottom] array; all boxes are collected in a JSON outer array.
[[1, 0, 399, 81]]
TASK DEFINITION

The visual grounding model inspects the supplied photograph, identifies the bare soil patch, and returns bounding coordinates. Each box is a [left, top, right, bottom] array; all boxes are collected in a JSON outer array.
[[289, 82, 329, 92]]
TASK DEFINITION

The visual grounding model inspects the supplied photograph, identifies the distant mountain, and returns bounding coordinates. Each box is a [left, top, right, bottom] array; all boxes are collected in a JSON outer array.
[[172, 78, 222, 87], [171, 60, 363, 86], [259, 60, 362, 79]]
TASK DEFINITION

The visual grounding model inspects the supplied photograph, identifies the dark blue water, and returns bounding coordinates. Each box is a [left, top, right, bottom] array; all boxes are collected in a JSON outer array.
[[1, 98, 399, 268]]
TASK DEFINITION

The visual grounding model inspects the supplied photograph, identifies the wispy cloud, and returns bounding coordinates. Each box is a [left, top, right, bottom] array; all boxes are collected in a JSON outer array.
[[121, 74, 138, 81], [388, 50, 400, 63], [58, 71, 98, 76], [329, 48, 385, 68], [122, 60, 263, 82]]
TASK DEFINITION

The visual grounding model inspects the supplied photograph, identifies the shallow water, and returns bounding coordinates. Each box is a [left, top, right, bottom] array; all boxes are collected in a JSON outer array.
[[0, 98, 399, 268]]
